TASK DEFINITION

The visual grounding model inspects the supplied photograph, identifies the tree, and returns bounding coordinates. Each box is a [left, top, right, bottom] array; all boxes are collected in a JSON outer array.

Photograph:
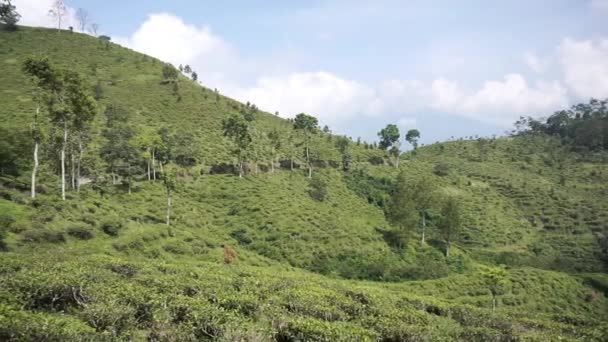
[[100, 104, 139, 190], [183, 64, 192, 74], [163, 167, 177, 226], [0, 0, 21, 30], [293, 113, 319, 178], [308, 174, 328, 201], [386, 171, 419, 249], [161, 63, 178, 83], [482, 267, 509, 311], [378, 124, 401, 167], [75, 8, 88, 32], [48, 0, 67, 31], [268, 129, 281, 174], [88, 22, 99, 36], [439, 197, 462, 257], [191, 71, 198, 82], [222, 114, 251, 178], [335, 136, 351, 171], [411, 177, 438, 244], [23, 57, 96, 200], [23, 58, 58, 198], [405, 129, 420, 150]]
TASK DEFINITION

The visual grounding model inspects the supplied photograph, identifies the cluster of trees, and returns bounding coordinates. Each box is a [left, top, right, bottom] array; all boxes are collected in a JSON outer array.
[[377, 125, 420, 167], [514, 98, 608, 152], [386, 170, 462, 257]]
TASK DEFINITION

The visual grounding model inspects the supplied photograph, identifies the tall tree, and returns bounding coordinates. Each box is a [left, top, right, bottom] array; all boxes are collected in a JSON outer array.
[[482, 267, 509, 311], [439, 197, 462, 257], [75, 8, 88, 32], [405, 129, 420, 150], [163, 166, 177, 226], [48, 0, 67, 31], [23, 58, 58, 198], [64, 71, 96, 192], [88, 22, 99, 36], [378, 124, 401, 167], [267, 129, 281, 174], [386, 171, 419, 249], [293, 113, 319, 178], [191, 71, 198, 82], [222, 114, 251, 178], [411, 177, 438, 244], [335, 136, 351, 171], [0, 0, 20, 30], [22, 57, 95, 200]]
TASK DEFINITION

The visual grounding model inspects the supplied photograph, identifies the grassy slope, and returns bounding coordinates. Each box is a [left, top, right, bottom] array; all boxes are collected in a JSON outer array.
[[0, 27, 607, 340]]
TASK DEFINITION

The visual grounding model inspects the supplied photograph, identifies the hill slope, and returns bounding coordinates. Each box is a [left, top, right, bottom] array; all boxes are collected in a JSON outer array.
[[0, 27, 607, 341]]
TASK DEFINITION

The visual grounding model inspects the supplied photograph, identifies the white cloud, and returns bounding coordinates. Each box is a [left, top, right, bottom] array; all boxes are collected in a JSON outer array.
[[108, 12, 602, 130], [115, 13, 239, 89], [430, 74, 569, 126], [236, 72, 383, 125], [14, 0, 78, 30], [523, 52, 550, 73], [558, 38, 608, 99]]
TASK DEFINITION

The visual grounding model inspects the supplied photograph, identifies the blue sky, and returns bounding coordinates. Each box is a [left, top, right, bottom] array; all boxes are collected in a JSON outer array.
[[15, 0, 608, 145]]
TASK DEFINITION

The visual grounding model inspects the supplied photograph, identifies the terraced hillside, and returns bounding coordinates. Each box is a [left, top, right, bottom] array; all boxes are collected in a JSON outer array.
[[0, 26, 607, 341]]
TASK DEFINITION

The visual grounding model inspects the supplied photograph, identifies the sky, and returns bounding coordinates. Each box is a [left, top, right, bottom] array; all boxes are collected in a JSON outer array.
[[13, 0, 608, 145]]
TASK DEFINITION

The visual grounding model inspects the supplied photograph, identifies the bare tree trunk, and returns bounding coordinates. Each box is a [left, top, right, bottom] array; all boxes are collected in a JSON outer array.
[[238, 160, 243, 178], [159, 161, 164, 175], [152, 149, 156, 180], [166, 191, 172, 226], [112, 170, 116, 185], [254, 162, 258, 174], [306, 144, 311, 178], [77, 139, 83, 192], [71, 152, 76, 190], [290, 158, 294, 171], [147, 155, 151, 181], [61, 121, 67, 200], [445, 242, 450, 258], [31, 141, 38, 199], [421, 213, 426, 244], [271, 156, 275, 174]]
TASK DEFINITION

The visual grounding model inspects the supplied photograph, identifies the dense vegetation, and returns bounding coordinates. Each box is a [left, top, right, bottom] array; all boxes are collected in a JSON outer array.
[[0, 21, 607, 341]]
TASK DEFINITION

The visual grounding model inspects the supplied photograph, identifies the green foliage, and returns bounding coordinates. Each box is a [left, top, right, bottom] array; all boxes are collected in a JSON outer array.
[[308, 174, 328, 201], [0, 0, 20, 31], [405, 128, 420, 149], [378, 124, 400, 150]]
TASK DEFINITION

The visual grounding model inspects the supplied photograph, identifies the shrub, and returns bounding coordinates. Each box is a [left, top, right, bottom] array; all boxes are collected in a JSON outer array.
[[0, 213, 15, 230], [308, 175, 328, 202], [434, 163, 450, 176], [67, 226, 94, 240], [101, 218, 124, 236], [20, 229, 66, 244]]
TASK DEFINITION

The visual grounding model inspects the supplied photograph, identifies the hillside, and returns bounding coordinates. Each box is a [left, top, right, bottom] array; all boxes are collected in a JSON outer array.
[[0, 26, 607, 341]]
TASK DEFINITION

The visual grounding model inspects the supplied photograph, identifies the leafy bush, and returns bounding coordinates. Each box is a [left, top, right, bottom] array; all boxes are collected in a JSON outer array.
[[20, 229, 66, 244], [67, 225, 94, 240], [308, 175, 328, 202], [101, 217, 124, 236], [434, 162, 450, 176]]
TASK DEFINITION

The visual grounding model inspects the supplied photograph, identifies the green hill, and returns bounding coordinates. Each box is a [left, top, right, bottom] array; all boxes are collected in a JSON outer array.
[[0, 27, 607, 341]]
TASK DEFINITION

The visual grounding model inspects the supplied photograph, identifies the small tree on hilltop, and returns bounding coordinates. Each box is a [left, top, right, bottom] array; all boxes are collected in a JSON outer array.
[[48, 0, 67, 31], [378, 124, 401, 168], [0, 0, 21, 31], [405, 129, 420, 150], [191, 71, 198, 82]]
